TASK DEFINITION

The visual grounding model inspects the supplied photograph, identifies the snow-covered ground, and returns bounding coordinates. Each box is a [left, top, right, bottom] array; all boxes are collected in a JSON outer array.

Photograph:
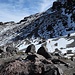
[[46, 38, 75, 53], [18, 38, 42, 52], [17, 32, 75, 54]]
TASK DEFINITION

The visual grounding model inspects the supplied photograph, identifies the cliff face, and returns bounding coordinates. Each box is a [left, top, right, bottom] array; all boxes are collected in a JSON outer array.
[[0, 0, 75, 46]]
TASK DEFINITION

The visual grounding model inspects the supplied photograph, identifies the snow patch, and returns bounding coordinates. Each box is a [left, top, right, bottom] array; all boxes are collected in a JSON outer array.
[[46, 38, 74, 53]]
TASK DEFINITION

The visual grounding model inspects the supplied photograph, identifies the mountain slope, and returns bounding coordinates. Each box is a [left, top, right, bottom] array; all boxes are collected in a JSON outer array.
[[0, 0, 75, 46]]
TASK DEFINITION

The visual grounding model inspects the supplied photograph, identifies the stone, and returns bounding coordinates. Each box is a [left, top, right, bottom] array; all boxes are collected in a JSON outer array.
[[37, 46, 52, 59], [0, 49, 3, 53], [25, 44, 36, 54], [0, 46, 4, 53], [6, 46, 18, 54], [53, 48, 62, 56], [0, 46, 18, 58]]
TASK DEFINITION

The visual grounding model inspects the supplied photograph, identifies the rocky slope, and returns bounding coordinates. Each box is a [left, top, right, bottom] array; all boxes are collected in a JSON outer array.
[[0, 43, 75, 75], [0, 0, 75, 46]]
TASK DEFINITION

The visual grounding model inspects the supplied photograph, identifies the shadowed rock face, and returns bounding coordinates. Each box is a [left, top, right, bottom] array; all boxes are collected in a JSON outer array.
[[0, 49, 3, 53], [37, 46, 52, 59], [25, 44, 36, 54], [0, 46, 4, 53]]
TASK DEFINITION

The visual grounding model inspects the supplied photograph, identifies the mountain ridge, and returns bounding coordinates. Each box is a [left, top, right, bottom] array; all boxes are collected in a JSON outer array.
[[0, 0, 75, 46]]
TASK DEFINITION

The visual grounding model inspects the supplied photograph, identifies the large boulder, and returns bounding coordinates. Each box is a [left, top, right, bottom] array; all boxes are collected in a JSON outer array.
[[25, 44, 36, 54], [37, 46, 52, 59]]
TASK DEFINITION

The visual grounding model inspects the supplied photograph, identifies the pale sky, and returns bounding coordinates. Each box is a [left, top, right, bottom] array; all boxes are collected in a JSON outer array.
[[0, 0, 56, 22]]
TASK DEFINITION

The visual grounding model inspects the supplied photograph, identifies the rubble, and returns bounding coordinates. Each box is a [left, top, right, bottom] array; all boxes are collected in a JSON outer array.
[[0, 53, 60, 75], [0, 44, 75, 75]]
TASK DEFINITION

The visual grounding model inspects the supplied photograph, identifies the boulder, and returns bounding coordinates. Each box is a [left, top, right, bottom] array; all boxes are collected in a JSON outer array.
[[6, 46, 18, 54], [0, 49, 3, 53], [0, 22, 3, 25], [25, 44, 36, 54], [53, 48, 62, 57], [0, 46, 19, 58], [38, 41, 42, 44], [37, 46, 52, 59], [0, 46, 4, 53]]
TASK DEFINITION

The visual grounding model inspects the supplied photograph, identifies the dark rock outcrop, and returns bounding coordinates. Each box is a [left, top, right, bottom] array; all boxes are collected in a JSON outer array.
[[0, 46, 4, 53], [37, 46, 52, 59], [0, 22, 3, 25], [25, 44, 36, 54], [0, 49, 3, 53]]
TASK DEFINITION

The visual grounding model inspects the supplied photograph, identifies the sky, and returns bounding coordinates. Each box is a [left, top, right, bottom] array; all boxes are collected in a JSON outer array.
[[0, 0, 56, 22]]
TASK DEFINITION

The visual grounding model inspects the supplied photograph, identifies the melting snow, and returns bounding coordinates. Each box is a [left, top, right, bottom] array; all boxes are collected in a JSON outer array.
[[46, 38, 74, 53]]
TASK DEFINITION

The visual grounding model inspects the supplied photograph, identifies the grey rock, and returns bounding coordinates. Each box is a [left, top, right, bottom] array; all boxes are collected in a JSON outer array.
[[0, 46, 18, 58], [25, 44, 36, 54], [6, 46, 18, 54], [0, 22, 3, 25]]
